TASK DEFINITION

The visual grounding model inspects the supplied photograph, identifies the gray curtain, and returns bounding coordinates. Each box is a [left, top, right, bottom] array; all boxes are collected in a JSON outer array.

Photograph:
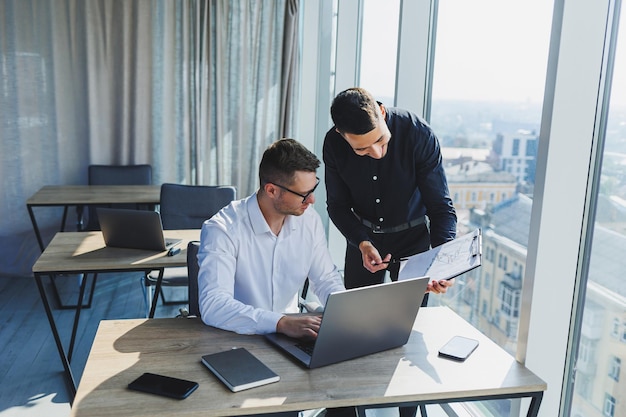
[[0, 0, 299, 276]]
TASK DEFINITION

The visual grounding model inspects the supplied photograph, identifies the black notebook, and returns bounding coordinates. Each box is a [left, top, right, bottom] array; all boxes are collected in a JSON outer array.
[[201, 347, 280, 392]]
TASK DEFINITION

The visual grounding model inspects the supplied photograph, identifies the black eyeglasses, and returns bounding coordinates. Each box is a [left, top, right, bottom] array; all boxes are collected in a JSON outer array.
[[270, 177, 320, 203]]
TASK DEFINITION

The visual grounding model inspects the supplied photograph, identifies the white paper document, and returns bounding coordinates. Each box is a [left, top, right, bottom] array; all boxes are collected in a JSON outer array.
[[398, 228, 482, 281]]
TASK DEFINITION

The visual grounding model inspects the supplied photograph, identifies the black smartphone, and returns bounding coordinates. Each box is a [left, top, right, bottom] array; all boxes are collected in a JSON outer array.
[[128, 372, 199, 399], [438, 335, 479, 361]]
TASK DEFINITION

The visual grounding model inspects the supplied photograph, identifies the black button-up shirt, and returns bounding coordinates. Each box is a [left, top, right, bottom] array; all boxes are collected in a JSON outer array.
[[323, 106, 457, 251]]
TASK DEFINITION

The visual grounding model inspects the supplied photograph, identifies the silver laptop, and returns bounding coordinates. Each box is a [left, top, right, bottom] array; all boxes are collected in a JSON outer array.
[[97, 207, 182, 251], [265, 276, 429, 369]]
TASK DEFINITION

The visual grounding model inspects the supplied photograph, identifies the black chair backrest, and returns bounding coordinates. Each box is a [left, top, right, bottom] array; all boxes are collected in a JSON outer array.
[[187, 241, 201, 317], [159, 183, 236, 230], [86, 164, 153, 230], [88, 164, 153, 186]]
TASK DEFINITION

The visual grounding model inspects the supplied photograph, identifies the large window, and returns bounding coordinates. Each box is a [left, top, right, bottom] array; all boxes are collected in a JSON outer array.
[[355, 2, 552, 413], [357, 1, 552, 355], [305, 0, 624, 415], [359, 0, 400, 103], [570, 7, 626, 417], [355, 0, 554, 353], [428, 1, 553, 415], [428, 0, 552, 357]]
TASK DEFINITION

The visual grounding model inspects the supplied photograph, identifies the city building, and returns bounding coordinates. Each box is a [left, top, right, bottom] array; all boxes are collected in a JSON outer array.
[[445, 160, 518, 210], [450, 193, 626, 417], [492, 130, 538, 185]]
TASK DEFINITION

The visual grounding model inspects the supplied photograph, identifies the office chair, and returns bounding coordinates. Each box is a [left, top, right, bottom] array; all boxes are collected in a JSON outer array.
[[143, 183, 236, 315], [186, 240, 201, 317], [85, 164, 154, 231]]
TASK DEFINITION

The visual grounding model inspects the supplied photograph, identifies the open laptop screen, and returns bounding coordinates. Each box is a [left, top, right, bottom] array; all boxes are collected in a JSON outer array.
[[265, 276, 429, 368], [97, 207, 181, 251]]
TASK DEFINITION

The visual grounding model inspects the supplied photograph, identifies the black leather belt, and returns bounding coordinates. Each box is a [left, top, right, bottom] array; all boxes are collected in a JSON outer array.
[[354, 213, 426, 234]]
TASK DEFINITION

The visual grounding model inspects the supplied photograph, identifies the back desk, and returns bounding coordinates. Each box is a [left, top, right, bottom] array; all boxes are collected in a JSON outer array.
[[26, 185, 162, 251]]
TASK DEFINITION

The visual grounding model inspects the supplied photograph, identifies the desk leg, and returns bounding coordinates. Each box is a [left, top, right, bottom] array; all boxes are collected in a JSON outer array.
[[526, 392, 544, 417], [50, 273, 97, 310], [27, 205, 45, 252], [27, 204, 71, 251], [60, 206, 69, 232], [67, 272, 89, 363], [76, 204, 85, 231], [149, 269, 164, 318], [35, 273, 77, 401]]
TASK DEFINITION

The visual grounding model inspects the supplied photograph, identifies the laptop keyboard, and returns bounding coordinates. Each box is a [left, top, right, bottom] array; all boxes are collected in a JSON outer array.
[[296, 341, 315, 356]]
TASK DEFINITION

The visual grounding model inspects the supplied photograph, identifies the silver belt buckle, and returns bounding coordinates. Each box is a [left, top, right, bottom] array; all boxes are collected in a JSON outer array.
[[372, 225, 383, 234]]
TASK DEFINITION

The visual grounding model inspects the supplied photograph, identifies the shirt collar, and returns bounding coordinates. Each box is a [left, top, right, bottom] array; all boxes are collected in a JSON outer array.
[[247, 192, 298, 236], [247, 193, 271, 235]]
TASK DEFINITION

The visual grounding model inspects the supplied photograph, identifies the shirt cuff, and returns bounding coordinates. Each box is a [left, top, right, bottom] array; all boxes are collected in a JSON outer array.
[[257, 311, 284, 334]]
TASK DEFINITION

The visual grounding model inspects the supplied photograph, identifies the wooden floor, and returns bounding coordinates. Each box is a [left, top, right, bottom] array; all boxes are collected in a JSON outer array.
[[0, 272, 184, 417]]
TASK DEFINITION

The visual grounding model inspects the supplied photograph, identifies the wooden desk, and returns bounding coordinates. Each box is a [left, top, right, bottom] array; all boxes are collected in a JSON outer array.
[[26, 185, 161, 251], [32, 229, 200, 399], [71, 308, 546, 417]]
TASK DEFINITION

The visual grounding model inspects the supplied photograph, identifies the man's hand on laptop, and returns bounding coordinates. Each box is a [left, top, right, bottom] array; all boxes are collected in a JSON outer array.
[[277, 314, 322, 339]]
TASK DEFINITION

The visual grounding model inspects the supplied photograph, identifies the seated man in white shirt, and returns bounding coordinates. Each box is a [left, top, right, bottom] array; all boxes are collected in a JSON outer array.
[[197, 138, 346, 339]]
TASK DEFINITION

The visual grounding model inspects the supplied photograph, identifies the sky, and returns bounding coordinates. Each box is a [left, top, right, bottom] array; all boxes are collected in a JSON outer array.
[[432, 0, 554, 104], [360, 0, 554, 104]]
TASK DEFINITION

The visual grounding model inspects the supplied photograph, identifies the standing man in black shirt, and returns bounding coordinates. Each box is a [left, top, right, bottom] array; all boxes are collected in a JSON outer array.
[[323, 88, 457, 417], [324, 87, 457, 298]]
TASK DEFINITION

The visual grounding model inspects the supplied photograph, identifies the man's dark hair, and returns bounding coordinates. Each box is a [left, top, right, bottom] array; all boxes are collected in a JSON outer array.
[[259, 138, 320, 186], [330, 87, 380, 135]]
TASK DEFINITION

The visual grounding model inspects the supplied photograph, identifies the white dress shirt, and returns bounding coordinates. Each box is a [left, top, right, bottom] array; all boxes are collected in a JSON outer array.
[[197, 193, 346, 334]]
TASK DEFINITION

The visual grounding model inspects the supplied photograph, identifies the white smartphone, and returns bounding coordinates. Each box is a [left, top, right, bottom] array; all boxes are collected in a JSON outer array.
[[438, 335, 479, 361]]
